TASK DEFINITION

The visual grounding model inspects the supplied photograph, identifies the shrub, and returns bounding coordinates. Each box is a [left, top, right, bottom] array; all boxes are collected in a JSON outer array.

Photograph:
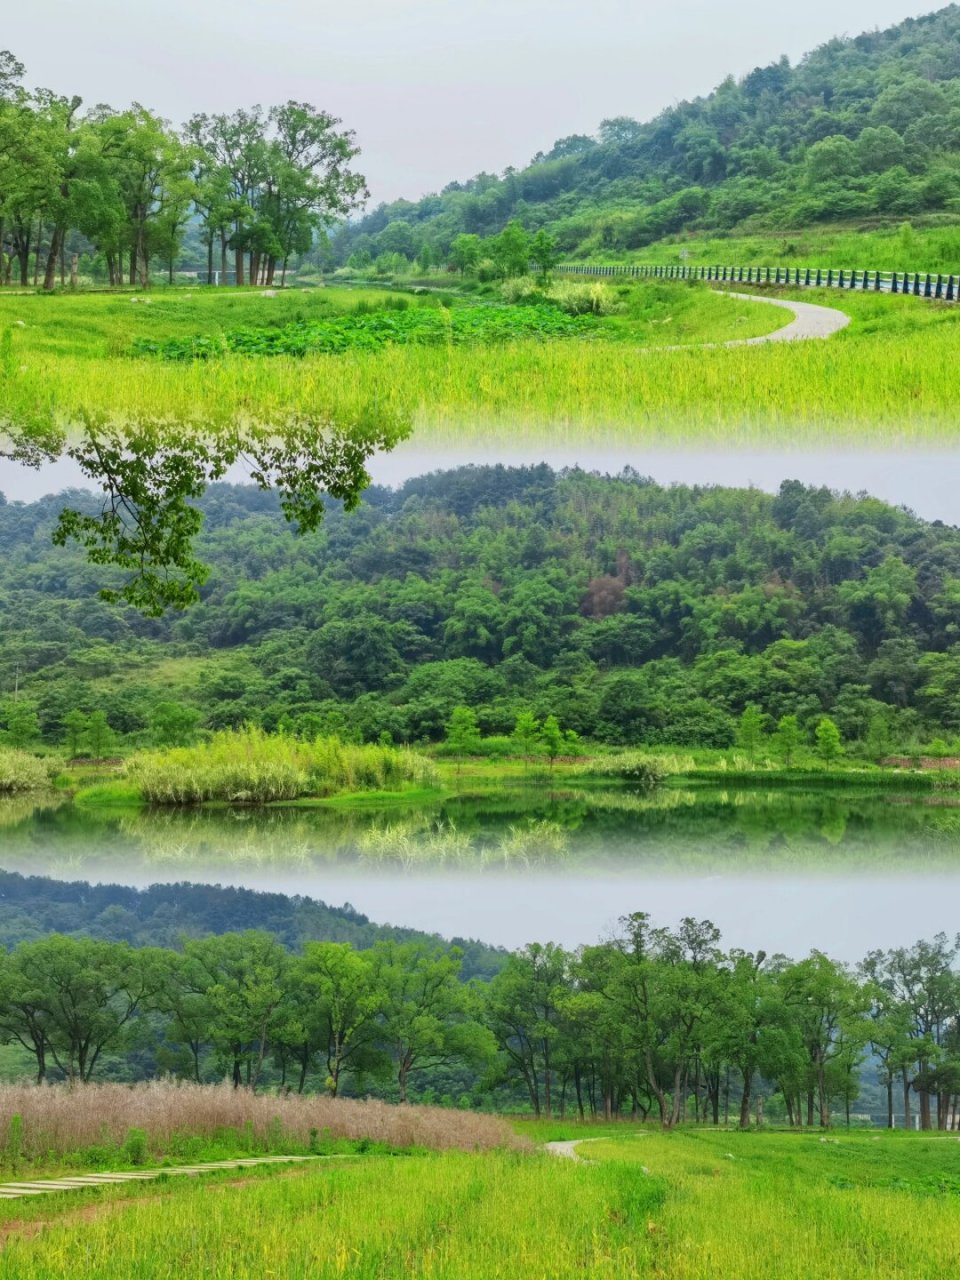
[[0, 748, 53, 794], [500, 276, 545, 305], [548, 280, 618, 315], [128, 728, 437, 804], [586, 752, 671, 786]]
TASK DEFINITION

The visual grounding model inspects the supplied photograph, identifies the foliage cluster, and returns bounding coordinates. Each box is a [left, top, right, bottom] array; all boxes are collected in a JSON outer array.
[[131, 300, 598, 361], [0, 919, 957, 1134]]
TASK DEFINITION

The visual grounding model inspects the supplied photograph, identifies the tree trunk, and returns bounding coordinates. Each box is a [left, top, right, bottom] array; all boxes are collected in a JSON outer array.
[[43, 225, 63, 291], [235, 245, 244, 287], [739, 1070, 753, 1129], [207, 233, 214, 286], [574, 1066, 584, 1121], [902, 1066, 912, 1130], [887, 1077, 894, 1130]]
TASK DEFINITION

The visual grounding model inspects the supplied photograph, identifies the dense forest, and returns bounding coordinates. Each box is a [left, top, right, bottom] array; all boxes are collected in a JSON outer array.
[[0, 906, 956, 1130], [342, 5, 960, 262], [3, 465, 960, 754]]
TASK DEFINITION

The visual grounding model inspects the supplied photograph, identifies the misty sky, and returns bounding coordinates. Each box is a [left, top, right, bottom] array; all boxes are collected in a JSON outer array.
[[3, 448, 958, 524], [5, 1, 938, 205], [67, 865, 955, 961]]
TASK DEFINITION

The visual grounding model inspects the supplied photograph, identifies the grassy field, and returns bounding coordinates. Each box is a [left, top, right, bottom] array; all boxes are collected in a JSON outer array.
[[0, 1128, 957, 1277], [2, 277, 913, 451]]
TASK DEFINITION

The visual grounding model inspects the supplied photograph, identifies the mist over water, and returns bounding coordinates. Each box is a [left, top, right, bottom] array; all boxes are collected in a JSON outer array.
[[3, 783, 959, 959]]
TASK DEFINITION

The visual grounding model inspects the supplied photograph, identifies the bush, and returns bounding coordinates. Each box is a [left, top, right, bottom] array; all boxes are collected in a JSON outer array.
[[500, 276, 545, 305], [0, 748, 53, 793], [586, 752, 671, 786]]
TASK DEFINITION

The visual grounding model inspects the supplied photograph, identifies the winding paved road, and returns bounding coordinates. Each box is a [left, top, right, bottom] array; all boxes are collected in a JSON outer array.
[[720, 290, 851, 345]]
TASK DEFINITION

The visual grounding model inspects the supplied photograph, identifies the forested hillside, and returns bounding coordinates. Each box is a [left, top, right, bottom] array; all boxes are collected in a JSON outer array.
[[341, 5, 960, 261], [3, 465, 960, 752], [0, 870, 504, 977]]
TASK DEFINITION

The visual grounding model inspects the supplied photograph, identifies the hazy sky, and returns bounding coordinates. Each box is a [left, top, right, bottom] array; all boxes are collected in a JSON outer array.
[[5, 1, 937, 204], [68, 865, 956, 960], [3, 448, 959, 524]]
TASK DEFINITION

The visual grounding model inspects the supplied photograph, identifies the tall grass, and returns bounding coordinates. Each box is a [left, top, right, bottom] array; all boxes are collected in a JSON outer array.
[[128, 728, 437, 804], [0, 749, 54, 794], [0, 1150, 662, 1279], [0, 1082, 523, 1166]]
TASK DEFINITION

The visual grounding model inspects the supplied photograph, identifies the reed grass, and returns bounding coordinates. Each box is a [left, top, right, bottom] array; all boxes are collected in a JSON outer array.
[[0, 1081, 522, 1167], [128, 728, 437, 804], [0, 749, 54, 794]]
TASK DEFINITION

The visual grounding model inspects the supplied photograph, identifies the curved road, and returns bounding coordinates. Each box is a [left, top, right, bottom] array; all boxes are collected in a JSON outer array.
[[720, 290, 851, 345]]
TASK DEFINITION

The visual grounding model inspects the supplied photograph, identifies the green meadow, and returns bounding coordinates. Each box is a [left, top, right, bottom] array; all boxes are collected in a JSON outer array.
[[0, 1129, 957, 1278], [5, 276, 958, 447]]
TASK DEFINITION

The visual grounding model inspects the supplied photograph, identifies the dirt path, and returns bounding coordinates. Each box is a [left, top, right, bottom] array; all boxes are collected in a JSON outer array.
[[713, 290, 851, 345], [0, 1153, 345, 1201], [544, 1134, 647, 1163]]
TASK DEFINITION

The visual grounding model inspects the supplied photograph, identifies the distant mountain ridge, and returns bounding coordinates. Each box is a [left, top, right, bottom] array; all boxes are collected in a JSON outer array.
[[0, 870, 506, 979]]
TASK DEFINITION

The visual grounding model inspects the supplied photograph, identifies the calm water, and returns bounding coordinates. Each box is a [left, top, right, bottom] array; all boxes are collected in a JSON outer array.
[[3, 783, 960, 879], [2, 784, 958, 956]]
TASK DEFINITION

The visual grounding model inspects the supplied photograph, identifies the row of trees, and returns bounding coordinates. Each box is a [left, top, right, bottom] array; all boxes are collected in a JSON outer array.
[[345, 220, 560, 282], [1, 920, 957, 1130], [0, 50, 364, 287]]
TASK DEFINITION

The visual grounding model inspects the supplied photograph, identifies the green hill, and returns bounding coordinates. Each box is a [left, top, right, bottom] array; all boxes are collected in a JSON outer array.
[[340, 4, 960, 263], [5, 466, 960, 754], [0, 869, 505, 977]]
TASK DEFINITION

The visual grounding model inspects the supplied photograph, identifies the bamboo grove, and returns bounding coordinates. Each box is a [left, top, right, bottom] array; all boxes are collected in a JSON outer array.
[[1, 917, 958, 1132]]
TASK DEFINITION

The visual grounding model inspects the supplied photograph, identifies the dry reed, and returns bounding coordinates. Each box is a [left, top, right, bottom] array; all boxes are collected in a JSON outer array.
[[0, 1080, 524, 1159]]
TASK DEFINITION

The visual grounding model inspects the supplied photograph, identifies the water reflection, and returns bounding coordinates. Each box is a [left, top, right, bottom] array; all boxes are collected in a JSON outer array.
[[2, 783, 960, 879]]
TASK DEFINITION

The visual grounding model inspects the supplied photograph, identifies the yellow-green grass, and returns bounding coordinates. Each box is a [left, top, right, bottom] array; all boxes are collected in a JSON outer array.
[[5, 284, 952, 446], [0, 1149, 662, 1279], [3, 1131, 959, 1278], [2, 283, 807, 449], [582, 1128, 960, 1280]]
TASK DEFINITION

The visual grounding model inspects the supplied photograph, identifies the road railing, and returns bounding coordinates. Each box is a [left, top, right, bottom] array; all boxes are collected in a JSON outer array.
[[558, 261, 958, 300]]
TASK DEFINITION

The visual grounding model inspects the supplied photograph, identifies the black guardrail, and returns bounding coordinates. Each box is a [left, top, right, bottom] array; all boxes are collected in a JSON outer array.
[[558, 261, 958, 301]]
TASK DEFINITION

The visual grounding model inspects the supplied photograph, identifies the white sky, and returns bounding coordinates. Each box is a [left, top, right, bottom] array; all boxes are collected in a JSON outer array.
[[5, 1, 938, 204]]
